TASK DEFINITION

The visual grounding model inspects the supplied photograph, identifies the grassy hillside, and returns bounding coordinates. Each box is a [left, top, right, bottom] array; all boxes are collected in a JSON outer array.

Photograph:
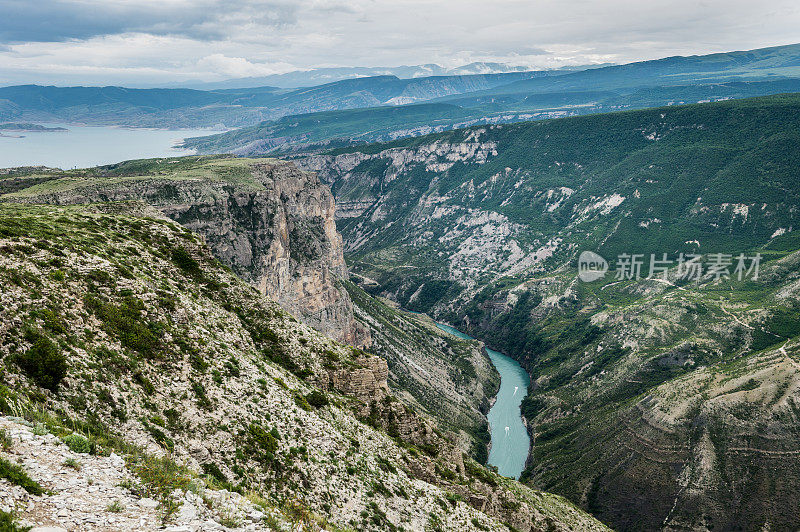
[[0, 202, 607, 531], [302, 93, 800, 530]]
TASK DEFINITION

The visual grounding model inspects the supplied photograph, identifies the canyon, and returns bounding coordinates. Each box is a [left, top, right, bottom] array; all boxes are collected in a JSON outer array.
[[0, 156, 608, 531]]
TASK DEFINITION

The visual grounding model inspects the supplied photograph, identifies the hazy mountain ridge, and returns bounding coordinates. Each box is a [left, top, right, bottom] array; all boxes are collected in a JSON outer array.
[[4, 43, 800, 137], [185, 43, 800, 157], [0, 71, 550, 129], [182, 62, 542, 90]]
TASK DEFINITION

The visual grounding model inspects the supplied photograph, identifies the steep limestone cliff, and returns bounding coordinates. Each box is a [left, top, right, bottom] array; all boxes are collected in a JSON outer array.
[[1, 156, 369, 347]]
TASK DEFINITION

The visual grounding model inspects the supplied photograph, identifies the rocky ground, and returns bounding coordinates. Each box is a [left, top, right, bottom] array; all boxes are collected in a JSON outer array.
[[0, 417, 288, 532]]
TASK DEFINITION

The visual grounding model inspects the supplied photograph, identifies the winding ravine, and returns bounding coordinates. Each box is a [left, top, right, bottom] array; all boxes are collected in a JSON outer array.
[[434, 322, 531, 479]]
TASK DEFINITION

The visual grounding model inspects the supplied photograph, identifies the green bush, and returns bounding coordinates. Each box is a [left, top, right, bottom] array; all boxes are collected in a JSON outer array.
[[201, 462, 227, 483], [62, 434, 91, 454], [14, 330, 68, 391], [84, 294, 161, 358], [294, 394, 312, 412], [129, 454, 191, 502], [304, 390, 329, 409], [247, 423, 278, 454], [0, 457, 43, 495], [191, 382, 212, 410], [0, 509, 30, 532], [464, 460, 497, 487], [172, 247, 202, 277]]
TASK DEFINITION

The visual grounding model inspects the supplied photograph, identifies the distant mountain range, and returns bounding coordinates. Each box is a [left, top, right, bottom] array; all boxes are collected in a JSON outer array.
[[184, 43, 800, 155], [0, 70, 560, 128], [2, 43, 800, 151], [173, 61, 601, 90]]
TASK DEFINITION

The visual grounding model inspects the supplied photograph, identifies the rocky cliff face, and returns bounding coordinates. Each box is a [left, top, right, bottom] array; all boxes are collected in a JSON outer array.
[[2, 156, 369, 347]]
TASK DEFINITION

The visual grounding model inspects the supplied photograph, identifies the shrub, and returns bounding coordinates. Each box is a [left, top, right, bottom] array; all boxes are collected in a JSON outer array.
[[0, 457, 44, 495], [464, 460, 497, 487], [84, 294, 160, 358], [247, 423, 278, 454], [201, 462, 227, 483], [304, 390, 329, 409], [191, 382, 212, 410], [128, 454, 190, 524], [133, 372, 155, 394], [0, 509, 30, 532], [62, 434, 91, 454], [63, 458, 81, 471], [294, 394, 312, 411], [14, 330, 68, 391], [143, 422, 174, 451], [471, 518, 490, 531], [129, 454, 191, 500], [172, 247, 202, 277], [0, 429, 11, 452]]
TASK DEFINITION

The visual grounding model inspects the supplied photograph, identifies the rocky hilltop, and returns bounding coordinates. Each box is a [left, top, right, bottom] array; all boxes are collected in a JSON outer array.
[[1, 156, 368, 347], [0, 202, 606, 531], [301, 94, 800, 530]]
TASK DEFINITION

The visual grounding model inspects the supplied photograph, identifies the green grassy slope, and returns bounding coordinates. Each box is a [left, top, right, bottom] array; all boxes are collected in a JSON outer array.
[[303, 93, 800, 530]]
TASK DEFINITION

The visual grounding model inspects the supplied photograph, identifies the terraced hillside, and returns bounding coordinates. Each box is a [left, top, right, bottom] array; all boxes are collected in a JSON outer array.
[[301, 94, 800, 530]]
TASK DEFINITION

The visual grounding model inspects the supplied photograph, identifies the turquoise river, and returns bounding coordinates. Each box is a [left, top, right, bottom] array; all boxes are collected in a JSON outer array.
[[434, 322, 531, 479]]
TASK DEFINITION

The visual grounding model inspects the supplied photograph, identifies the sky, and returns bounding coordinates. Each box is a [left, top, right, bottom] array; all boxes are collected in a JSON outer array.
[[1, 0, 799, 87]]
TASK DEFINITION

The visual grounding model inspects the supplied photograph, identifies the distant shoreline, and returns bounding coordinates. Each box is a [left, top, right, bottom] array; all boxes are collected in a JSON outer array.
[[0, 123, 69, 133]]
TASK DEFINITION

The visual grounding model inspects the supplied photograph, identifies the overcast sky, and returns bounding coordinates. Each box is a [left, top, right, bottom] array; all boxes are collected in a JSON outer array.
[[1, 0, 799, 87]]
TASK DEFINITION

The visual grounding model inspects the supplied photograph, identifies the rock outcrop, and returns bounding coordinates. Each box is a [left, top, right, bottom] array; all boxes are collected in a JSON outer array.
[[3, 156, 369, 347], [327, 356, 389, 400]]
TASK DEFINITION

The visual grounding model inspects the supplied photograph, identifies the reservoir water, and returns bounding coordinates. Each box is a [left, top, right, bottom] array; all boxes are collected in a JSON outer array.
[[0, 124, 224, 169], [434, 322, 530, 479]]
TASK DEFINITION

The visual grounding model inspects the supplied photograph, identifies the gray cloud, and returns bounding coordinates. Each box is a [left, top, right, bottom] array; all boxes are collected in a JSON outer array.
[[0, 0, 799, 86], [0, 0, 299, 43]]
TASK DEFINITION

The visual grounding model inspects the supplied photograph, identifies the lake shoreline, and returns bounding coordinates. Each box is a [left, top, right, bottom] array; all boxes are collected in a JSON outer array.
[[0, 124, 226, 169]]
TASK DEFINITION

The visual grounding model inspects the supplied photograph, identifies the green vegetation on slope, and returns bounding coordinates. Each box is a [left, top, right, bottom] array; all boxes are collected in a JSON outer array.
[[0, 201, 606, 532], [307, 93, 800, 530]]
